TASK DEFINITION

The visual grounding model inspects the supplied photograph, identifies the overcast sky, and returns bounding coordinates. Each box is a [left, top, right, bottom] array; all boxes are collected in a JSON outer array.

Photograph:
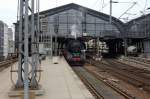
[[0, 0, 150, 26]]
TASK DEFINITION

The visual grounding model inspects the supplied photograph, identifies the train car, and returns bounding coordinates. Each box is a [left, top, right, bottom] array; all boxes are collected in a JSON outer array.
[[127, 45, 138, 56], [86, 39, 109, 57], [64, 39, 86, 66]]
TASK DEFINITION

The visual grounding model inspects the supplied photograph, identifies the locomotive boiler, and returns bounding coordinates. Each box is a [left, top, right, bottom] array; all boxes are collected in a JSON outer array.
[[64, 39, 86, 66]]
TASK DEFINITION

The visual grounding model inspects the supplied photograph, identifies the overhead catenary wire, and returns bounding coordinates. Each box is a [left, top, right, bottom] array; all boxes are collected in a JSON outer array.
[[144, 0, 148, 10], [99, 1, 110, 12], [56, 0, 58, 7], [17, 0, 20, 21], [101, 0, 104, 11], [92, 0, 99, 8], [118, 2, 137, 19]]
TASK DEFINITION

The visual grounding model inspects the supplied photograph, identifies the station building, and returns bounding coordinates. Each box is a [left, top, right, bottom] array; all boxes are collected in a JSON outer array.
[[14, 3, 150, 57], [126, 14, 150, 57]]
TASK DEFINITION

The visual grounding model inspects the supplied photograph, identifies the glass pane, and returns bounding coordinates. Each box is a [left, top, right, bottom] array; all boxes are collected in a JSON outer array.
[[86, 24, 95, 30], [86, 14, 95, 23]]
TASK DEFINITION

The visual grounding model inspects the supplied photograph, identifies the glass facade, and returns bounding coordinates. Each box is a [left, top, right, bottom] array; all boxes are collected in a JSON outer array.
[[41, 9, 121, 38], [127, 16, 150, 38]]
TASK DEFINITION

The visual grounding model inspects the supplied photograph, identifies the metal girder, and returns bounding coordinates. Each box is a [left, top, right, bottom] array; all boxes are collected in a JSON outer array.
[[54, 15, 59, 56], [15, 0, 40, 99], [30, 0, 38, 88]]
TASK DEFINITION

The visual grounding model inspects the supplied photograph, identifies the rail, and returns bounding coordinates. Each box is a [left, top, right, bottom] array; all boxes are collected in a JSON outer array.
[[73, 66, 133, 99], [87, 58, 150, 93], [121, 57, 150, 68], [84, 66, 135, 99], [0, 58, 17, 71]]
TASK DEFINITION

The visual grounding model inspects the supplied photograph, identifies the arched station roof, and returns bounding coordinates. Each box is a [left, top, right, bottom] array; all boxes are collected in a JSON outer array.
[[39, 3, 125, 34]]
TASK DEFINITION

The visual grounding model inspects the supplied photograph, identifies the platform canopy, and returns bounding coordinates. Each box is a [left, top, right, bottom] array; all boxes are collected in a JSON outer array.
[[126, 13, 150, 38]]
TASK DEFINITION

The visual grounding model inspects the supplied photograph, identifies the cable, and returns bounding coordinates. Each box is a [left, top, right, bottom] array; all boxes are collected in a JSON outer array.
[[118, 2, 137, 19], [92, 0, 99, 8], [99, 0, 105, 11], [144, 0, 148, 10], [17, 0, 20, 21], [100, 1, 110, 12], [56, 0, 58, 7], [101, 0, 104, 11]]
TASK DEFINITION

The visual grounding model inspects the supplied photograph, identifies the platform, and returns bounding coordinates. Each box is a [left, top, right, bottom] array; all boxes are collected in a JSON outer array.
[[0, 57, 95, 99]]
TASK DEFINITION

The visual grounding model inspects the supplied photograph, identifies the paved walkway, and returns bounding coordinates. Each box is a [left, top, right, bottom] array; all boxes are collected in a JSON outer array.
[[0, 57, 95, 99]]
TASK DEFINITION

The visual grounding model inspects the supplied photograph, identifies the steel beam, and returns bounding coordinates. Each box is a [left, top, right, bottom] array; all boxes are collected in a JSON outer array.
[[15, 0, 40, 98], [30, 0, 38, 88], [16, 0, 24, 88], [24, 0, 29, 98]]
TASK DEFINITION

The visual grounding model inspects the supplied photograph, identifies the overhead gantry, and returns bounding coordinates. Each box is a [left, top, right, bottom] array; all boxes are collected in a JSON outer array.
[[10, 0, 42, 99]]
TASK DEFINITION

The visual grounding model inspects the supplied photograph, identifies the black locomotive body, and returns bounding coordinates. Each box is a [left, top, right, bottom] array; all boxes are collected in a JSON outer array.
[[64, 39, 86, 66]]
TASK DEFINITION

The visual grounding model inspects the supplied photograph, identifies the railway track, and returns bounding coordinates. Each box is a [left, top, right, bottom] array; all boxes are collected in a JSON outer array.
[[129, 57, 150, 64], [120, 57, 150, 68], [73, 67, 134, 99], [0, 58, 17, 71], [87, 58, 150, 93]]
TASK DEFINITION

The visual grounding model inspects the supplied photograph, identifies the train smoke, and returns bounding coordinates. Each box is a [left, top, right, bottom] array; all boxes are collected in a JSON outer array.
[[71, 24, 78, 39], [70, 8, 84, 39]]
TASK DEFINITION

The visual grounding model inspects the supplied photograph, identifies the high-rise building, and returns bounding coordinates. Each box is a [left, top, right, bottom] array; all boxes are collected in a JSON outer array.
[[0, 20, 8, 59], [8, 28, 14, 54]]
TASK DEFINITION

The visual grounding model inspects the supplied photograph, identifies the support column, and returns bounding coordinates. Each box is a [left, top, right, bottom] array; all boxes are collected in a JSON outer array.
[[143, 39, 150, 58], [54, 36, 58, 56], [16, 0, 23, 88], [124, 38, 128, 57], [30, 0, 38, 88], [12, 0, 41, 98], [24, 0, 29, 98]]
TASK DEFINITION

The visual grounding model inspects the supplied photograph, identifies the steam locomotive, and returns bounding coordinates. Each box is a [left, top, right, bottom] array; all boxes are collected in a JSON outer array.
[[64, 39, 86, 66]]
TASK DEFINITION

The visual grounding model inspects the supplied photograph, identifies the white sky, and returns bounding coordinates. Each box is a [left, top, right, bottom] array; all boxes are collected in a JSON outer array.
[[0, 0, 150, 26]]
